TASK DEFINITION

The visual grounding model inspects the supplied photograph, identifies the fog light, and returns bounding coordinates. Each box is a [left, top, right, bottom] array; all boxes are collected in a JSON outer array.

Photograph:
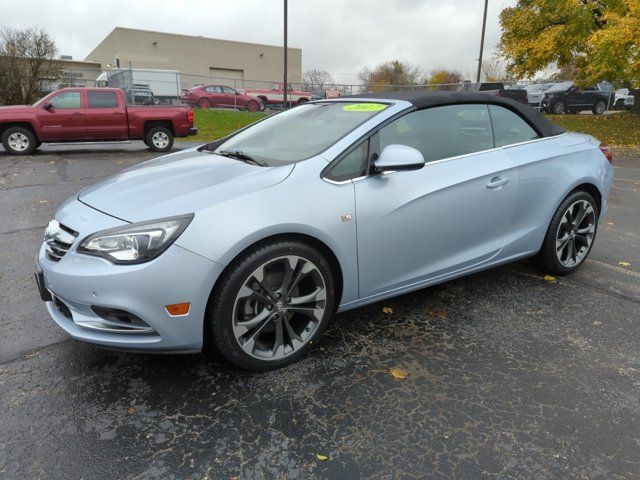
[[165, 302, 190, 316]]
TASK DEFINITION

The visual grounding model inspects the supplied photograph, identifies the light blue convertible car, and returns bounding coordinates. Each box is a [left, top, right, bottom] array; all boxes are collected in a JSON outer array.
[[36, 91, 614, 370]]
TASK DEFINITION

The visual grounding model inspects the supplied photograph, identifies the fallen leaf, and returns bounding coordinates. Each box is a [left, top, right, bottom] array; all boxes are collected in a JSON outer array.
[[316, 453, 328, 461], [38, 200, 48, 204], [127, 406, 136, 414], [389, 367, 408, 380], [382, 306, 393, 314], [427, 308, 446, 320], [543, 275, 557, 283], [619, 261, 631, 267], [606, 221, 614, 226]]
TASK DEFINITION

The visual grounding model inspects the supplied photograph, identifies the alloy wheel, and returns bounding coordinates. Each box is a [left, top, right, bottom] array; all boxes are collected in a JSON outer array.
[[152, 131, 169, 149], [8, 132, 30, 152], [595, 101, 606, 114], [555, 199, 596, 268], [232, 255, 327, 360]]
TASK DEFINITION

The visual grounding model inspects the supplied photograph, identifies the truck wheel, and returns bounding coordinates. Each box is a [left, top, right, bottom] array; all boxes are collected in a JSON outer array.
[[1, 126, 38, 155], [592, 100, 607, 115], [146, 126, 174, 152], [246, 100, 259, 112], [259, 100, 267, 111]]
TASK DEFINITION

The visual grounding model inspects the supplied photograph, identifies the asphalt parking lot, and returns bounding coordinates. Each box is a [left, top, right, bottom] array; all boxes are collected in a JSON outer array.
[[1, 142, 640, 479]]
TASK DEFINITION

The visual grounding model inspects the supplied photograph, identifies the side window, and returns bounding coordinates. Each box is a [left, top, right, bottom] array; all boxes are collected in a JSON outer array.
[[324, 140, 369, 182], [205, 86, 221, 93], [87, 91, 118, 108], [222, 86, 236, 95], [49, 92, 81, 109], [378, 104, 493, 163], [488, 105, 539, 147]]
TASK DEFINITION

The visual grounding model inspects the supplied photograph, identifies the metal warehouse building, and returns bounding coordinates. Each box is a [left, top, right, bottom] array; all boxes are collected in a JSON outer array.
[[84, 27, 302, 90]]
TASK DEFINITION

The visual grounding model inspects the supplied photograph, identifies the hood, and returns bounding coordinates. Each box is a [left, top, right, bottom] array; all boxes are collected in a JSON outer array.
[[78, 147, 294, 222], [0, 105, 32, 113]]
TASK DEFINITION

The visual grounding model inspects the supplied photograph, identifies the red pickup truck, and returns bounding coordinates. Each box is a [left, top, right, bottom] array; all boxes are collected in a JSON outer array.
[[0, 87, 196, 155], [242, 82, 312, 108]]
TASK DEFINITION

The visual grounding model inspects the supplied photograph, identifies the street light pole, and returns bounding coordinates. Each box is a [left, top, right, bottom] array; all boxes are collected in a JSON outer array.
[[476, 0, 489, 84], [283, 0, 288, 108]]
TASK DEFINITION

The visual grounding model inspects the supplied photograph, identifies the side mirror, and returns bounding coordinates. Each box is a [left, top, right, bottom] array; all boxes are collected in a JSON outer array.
[[374, 144, 425, 173], [43, 101, 53, 110]]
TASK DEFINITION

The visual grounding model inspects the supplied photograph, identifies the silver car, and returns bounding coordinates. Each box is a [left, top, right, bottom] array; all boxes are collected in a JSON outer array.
[[36, 92, 614, 370]]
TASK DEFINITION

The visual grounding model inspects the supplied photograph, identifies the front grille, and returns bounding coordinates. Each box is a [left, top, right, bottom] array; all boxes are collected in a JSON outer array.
[[44, 220, 78, 262]]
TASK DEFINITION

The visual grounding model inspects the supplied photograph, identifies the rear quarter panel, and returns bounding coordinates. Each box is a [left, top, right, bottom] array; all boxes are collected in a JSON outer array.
[[500, 133, 613, 260]]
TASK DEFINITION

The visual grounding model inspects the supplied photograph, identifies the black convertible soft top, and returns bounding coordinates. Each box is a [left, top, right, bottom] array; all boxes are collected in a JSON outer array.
[[345, 90, 565, 138]]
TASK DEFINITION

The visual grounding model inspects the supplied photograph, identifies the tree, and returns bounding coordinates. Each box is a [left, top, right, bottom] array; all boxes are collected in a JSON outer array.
[[498, 0, 640, 87], [426, 68, 463, 90], [481, 57, 515, 82], [0, 26, 63, 105], [302, 69, 335, 91], [358, 60, 420, 92]]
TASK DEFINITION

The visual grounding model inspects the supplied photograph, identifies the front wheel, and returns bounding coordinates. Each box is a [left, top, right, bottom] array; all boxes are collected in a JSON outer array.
[[208, 240, 336, 370], [1, 126, 38, 155], [592, 100, 607, 115], [534, 191, 598, 275], [145, 126, 174, 152], [552, 100, 566, 114]]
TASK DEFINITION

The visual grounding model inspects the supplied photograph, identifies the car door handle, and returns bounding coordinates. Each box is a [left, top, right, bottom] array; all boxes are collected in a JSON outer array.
[[71, 112, 82, 116], [486, 177, 509, 189]]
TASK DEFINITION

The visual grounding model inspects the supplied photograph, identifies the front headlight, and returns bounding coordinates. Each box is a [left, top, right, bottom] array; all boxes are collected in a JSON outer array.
[[78, 214, 194, 264]]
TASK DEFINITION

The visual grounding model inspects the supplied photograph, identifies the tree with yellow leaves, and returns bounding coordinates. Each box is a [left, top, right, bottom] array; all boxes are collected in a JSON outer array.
[[498, 0, 639, 93]]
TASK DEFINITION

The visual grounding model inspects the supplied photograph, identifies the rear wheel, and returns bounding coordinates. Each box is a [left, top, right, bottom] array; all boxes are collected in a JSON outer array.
[[198, 98, 211, 109], [592, 100, 607, 115], [534, 190, 598, 275], [145, 126, 174, 152], [208, 240, 336, 370], [1, 126, 37, 155]]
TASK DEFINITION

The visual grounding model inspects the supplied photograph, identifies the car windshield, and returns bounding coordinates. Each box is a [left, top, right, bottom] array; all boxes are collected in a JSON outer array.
[[211, 102, 388, 166]]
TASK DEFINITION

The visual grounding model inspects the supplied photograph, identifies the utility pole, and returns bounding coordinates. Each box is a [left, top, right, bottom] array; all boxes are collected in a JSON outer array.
[[476, 0, 489, 84], [283, 0, 288, 108]]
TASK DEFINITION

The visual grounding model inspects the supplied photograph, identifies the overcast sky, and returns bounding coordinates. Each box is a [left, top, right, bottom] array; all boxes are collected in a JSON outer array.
[[3, 0, 516, 84]]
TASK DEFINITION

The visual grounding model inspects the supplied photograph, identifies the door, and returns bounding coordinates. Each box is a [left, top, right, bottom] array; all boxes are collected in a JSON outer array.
[[85, 90, 128, 140], [220, 86, 239, 108], [36, 90, 85, 140], [205, 86, 225, 107], [353, 104, 518, 299]]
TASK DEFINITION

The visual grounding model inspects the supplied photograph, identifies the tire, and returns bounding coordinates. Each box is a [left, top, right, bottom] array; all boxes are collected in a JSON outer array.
[[615, 99, 625, 110], [259, 99, 267, 111], [145, 126, 174, 152], [246, 100, 259, 112], [534, 190, 599, 275], [207, 239, 337, 370], [552, 100, 566, 114], [297, 98, 308, 105], [198, 98, 211, 109], [592, 100, 607, 115], [258, 98, 269, 110], [1, 126, 38, 155]]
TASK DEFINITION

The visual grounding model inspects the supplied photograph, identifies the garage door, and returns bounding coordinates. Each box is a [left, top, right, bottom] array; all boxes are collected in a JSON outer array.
[[209, 68, 245, 88]]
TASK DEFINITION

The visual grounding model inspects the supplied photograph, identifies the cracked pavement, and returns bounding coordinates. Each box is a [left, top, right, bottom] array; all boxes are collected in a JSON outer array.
[[1, 143, 639, 479]]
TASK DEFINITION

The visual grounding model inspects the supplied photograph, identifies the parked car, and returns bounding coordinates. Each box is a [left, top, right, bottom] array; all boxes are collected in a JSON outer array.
[[0, 88, 196, 155], [474, 82, 529, 104], [36, 91, 613, 370], [541, 82, 614, 114], [524, 83, 557, 108], [244, 82, 312, 108], [614, 88, 635, 110], [181, 85, 264, 112]]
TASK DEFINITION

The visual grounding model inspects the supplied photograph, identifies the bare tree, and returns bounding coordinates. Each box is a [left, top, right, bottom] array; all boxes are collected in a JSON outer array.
[[481, 57, 515, 82], [358, 60, 420, 92], [0, 26, 64, 105], [303, 69, 335, 91]]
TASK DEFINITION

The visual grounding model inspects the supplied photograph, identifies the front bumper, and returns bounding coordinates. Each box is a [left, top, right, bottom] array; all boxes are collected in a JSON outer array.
[[37, 200, 224, 352]]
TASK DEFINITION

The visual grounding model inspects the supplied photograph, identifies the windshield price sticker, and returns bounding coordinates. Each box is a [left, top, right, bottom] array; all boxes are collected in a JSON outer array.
[[342, 103, 387, 112]]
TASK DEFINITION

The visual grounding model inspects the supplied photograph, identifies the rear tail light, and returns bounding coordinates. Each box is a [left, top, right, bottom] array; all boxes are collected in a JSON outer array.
[[187, 109, 194, 124], [599, 145, 613, 164]]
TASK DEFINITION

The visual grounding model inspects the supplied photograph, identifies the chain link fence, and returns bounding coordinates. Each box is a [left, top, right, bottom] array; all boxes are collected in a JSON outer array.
[[45, 66, 629, 114]]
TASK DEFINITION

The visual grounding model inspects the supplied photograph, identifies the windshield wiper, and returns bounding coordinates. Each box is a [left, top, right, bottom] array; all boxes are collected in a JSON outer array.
[[217, 150, 267, 167]]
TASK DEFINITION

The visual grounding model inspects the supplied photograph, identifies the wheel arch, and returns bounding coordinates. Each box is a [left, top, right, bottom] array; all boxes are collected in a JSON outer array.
[[570, 182, 602, 216], [0, 122, 39, 140], [143, 120, 174, 136]]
